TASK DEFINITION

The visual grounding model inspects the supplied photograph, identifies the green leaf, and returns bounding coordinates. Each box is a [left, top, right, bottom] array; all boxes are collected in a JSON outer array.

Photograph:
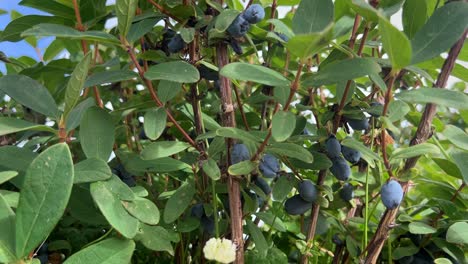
[[0, 171, 18, 184], [163, 181, 195, 223], [63, 52, 92, 120], [15, 143, 74, 258], [432, 158, 463, 179], [286, 24, 334, 59], [402, 0, 427, 39], [216, 127, 263, 143], [215, 9, 240, 32], [80, 107, 115, 161], [390, 143, 439, 161], [378, 15, 412, 70], [341, 137, 380, 168], [18, 0, 75, 19], [145, 61, 199, 83], [157, 80, 182, 102], [127, 18, 157, 43], [411, 2, 468, 65], [442, 125, 468, 151], [0, 15, 67, 42], [124, 156, 191, 173], [141, 141, 190, 160], [63, 238, 135, 264], [446, 222, 468, 245], [0, 190, 19, 208], [66, 97, 95, 132], [246, 220, 268, 258], [336, 81, 355, 105], [228, 160, 256, 176], [143, 108, 167, 140], [84, 70, 138, 88], [452, 151, 468, 184], [135, 224, 174, 255], [90, 181, 138, 238], [202, 158, 221, 181], [0, 194, 16, 264], [220, 62, 290, 87], [348, 0, 379, 22], [396, 88, 468, 109], [21, 24, 120, 45], [387, 100, 410, 122], [303, 58, 381, 86], [104, 175, 136, 201], [268, 142, 314, 163], [255, 212, 286, 232], [434, 258, 453, 264], [272, 175, 294, 201], [0, 75, 59, 117], [0, 118, 56, 136], [272, 111, 296, 142], [408, 222, 437, 234], [122, 198, 160, 225], [180, 27, 195, 43], [74, 158, 112, 184], [292, 0, 333, 34], [116, 0, 137, 37]]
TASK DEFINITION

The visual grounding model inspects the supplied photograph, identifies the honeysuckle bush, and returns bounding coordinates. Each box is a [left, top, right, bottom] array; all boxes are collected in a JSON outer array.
[[0, 0, 467, 263]]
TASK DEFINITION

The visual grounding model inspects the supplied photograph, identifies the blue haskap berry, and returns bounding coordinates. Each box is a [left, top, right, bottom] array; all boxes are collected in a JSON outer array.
[[242, 4, 265, 24], [332, 233, 344, 246], [139, 129, 148, 140], [347, 118, 369, 131], [284, 194, 312, 215], [231, 143, 250, 164], [381, 180, 403, 209], [36, 254, 48, 264], [298, 180, 318, 203], [167, 34, 185, 53], [341, 145, 361, 164], [190, 203, 205, 219], [201, 215, 215, 235], [325, 134, 341, 158], [330, 157, 351, 181], [229, 39, 243, 55], [259, 154, 280, 178], [339, 183, 354, 201], [254, 177, 271, 195], [227, 15, 250, 38], [198, 64, 219, 81]]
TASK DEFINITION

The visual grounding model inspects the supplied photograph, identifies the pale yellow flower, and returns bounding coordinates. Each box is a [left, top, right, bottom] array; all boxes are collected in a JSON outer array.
[[203, 238, 236, 263]]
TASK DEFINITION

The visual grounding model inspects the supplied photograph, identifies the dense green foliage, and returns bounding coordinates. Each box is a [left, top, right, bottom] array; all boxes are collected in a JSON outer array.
[[0, 0, 467, 263]]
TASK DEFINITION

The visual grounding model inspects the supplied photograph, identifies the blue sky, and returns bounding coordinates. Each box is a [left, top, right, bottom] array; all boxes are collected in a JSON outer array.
[[0, 0, 54, 72]]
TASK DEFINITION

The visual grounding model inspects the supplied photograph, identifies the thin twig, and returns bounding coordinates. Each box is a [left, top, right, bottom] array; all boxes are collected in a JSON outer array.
[[147, 0, 183, 22]]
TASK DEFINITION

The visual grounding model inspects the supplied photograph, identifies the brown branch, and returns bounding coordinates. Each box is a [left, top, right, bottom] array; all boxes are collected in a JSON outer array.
[[364, 29, 468, 264], [123, 39, 203, 153], [232, 84, 250, 131], [216, 42, 244, 263], [147, 0, 183, 23], [380, 74, 397, 178]]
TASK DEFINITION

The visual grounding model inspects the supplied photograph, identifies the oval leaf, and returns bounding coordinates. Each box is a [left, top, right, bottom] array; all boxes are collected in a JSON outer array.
[[163, 181, 195, 223], [292, 0, 333, 34], [145, 61, 199, 83], [0, 75, 58, 118], [0, 117, 56, 137], [63, 52, 92, 119], [141, 141, 190, 160], [390, 143, 439, 161], [64, 238, 135, 264], [122, 198, 160, 225], [396, 88, 468, 109], [272, 111, 296, 142], [74, 158, 112, 184], [378, 15, 411, 70], [15, 144, 74, 258], [116, 0, 137, 37], [80, 107, 115, 161], [202, 158, 221, 181], [220, 62, 290, 87], [143, 108, 167, 140], [228, 160, 256, 176], [268, 143, 314, 163]]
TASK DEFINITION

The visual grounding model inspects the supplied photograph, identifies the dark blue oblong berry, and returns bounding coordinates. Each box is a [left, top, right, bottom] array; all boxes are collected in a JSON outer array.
[[381, 180, 403, 209], [284, 194, 312, 215], [276, 32, 289, 42], [167, 34, 185, 53], [339, 183, 354, 201], [254, 177, 271, 195], [259, 154, 280, 178], [201, 215, 215, 235], [231, 143, 250, 164], [326, 134, 341, 158], [330, 157, 351, 181], [298, 179, 318, 203], [347, 118, 369, 131], [229, 39, 243, 55], [227, 15, 250, 38], [190, 203, 204, 219], [332, 233, 344, 246], [341, 145, 361, 164], [242, 4, 265, 24]]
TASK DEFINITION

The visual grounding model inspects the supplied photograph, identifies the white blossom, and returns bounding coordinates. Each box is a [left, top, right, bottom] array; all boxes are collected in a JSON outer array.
[[203, 238, 236, 263]]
